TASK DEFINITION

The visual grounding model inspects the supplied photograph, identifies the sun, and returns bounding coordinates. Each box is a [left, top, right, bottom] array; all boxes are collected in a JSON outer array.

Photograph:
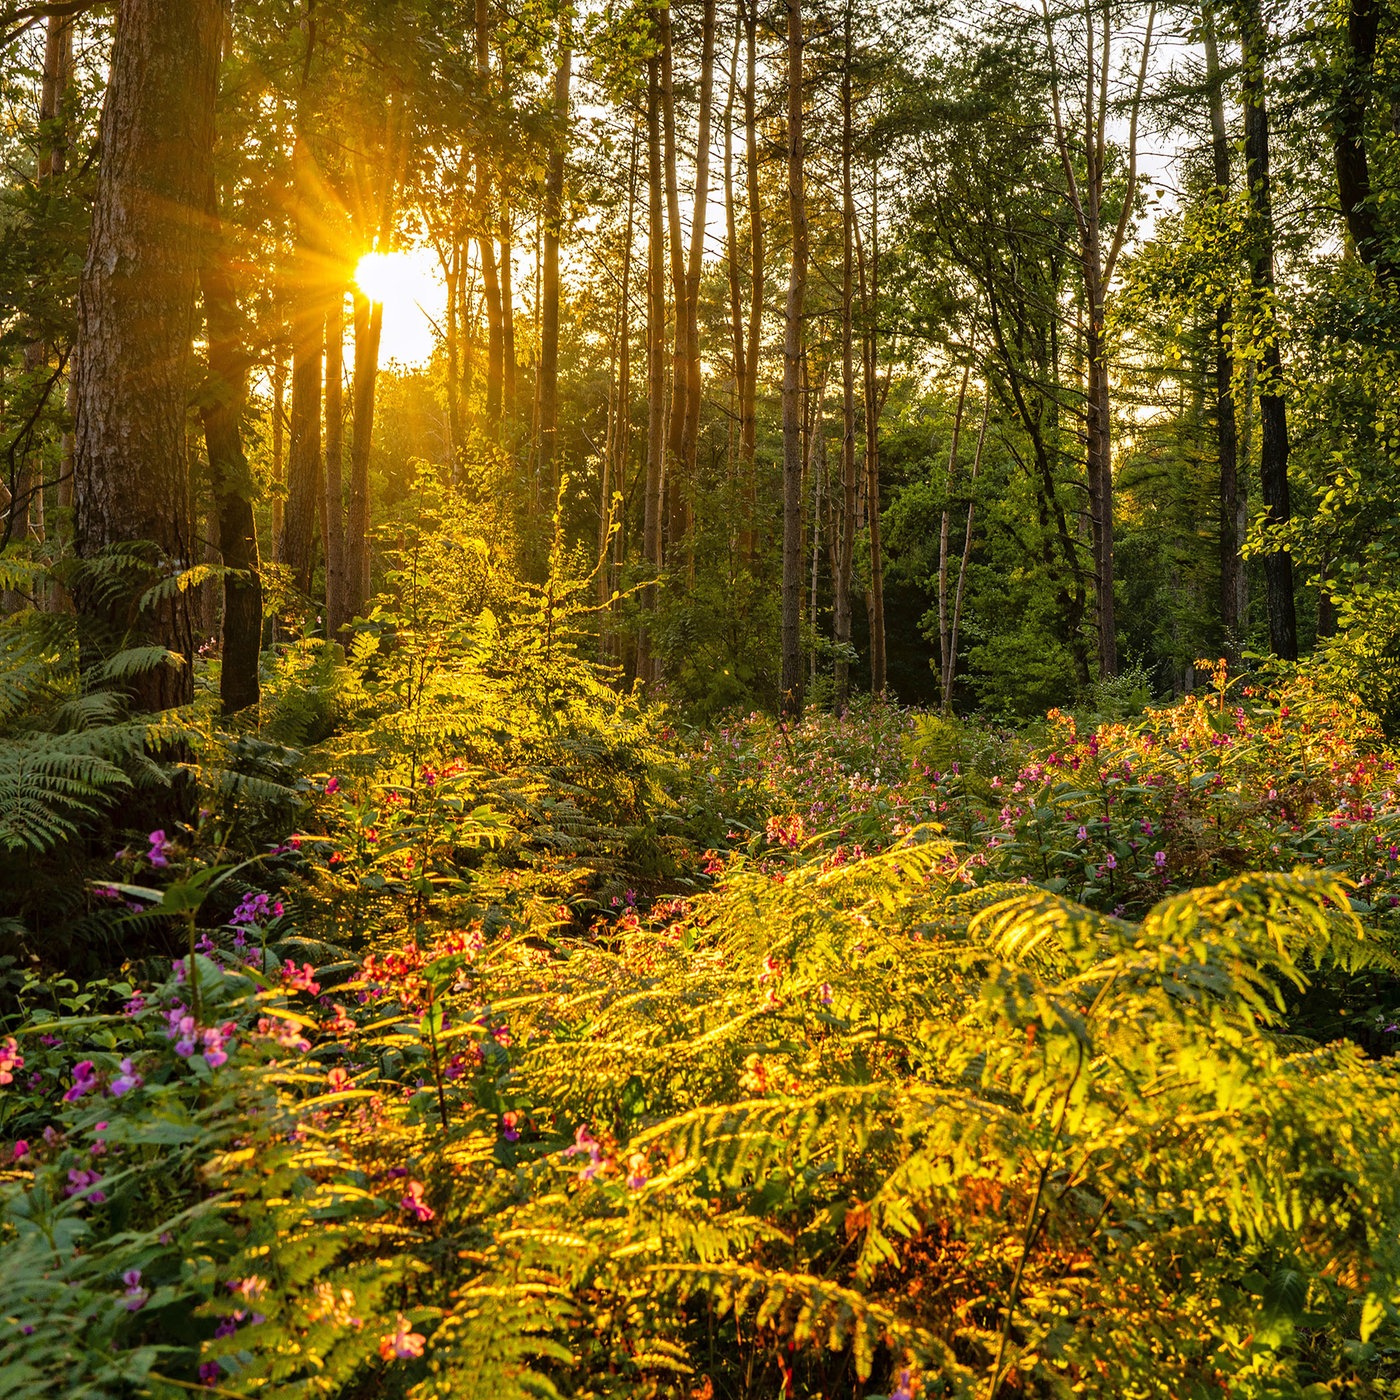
[[354, 250, 425, 306], [351, 249, 444, 366]]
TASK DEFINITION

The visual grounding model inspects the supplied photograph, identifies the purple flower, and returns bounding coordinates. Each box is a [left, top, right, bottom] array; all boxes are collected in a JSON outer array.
[[325, 776, 340, 794], [1076, 826, 1087, 841], [63, 1060, 97, 1102], [146, 830, 170, 868], [65, 1167, 106, 1204], [199, 1362, 222, 1386], [1154, 850, 1167, 869], [0, 1036, 23, 1086], [122, 1269, 148, 1311], [890, 1369, 915, 1400]]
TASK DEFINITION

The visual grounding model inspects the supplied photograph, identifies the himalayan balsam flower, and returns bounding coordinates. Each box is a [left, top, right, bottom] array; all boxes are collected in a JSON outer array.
[[13, 1140, 30, 1159], [122, 1269, 149, 1311], [501, 1110, 521, 1142], [63, 1060, 97, 1102], [890, 1370, 916, 1400], [625, 1152, 648, 1190], [65, 1167, 106, 1203], [1154, 850, 1167, 869], [147, 829, 170, 868], [281, 961, 321, 996], [325, 776, 340, 794], [378, 1314, 426, 1361], [199, 1362, 222, 1386], [400, 1179, 434, 1222], [0, 1036, 22, 1086], [326, 1067, 351, 1093]]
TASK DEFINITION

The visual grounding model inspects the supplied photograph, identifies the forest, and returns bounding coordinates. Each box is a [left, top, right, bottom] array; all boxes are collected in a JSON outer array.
[[4, 0, 1400, 1394]]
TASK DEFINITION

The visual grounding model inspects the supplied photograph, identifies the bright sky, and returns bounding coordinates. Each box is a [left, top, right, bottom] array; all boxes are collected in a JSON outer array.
[[355, 249, 446, 367]]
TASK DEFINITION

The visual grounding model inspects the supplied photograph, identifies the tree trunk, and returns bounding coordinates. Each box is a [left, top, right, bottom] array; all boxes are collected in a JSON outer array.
[[938, 359, 973, 714], [500, 203, 517, 419], [279, 131, 327, 600], [779, 0, 806, 716], [1203, 3, 1246, 654], [1332, 0, 1395, 286], [271, 350, 286, 556], [834, 6, 857, 710], [1240, 0, 1297, 659], [740, 0, 763, 562], [857, 162, 886, 695], [723, 21, 744, 564], [640, 51, 666, 684], [539, 28, 572, 475], [324, 290, 347, 634], [680, 0, 717, 496], [660, 2, 688, 553], [74, 0, 222, 713], [201, 179, 262, 715], [347, 290, 382, 620]]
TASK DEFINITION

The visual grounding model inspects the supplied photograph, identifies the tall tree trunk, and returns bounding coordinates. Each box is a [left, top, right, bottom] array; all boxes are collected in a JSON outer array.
[[724, 20, 744, 564], [640, 51, 666, 683], [603, 136, 637, 618], [1332, 0, 1396, 286], [324, 290, 347, 634], [857, 161, 886, 695], [660, 2, 687, 553], [680, 0, 717, 494], [539, 26, 572, 476], [1240, 0, 1297, 659], [74, 0, 222, 712], [779, 0, 806, 716], [740, 0, 763, 562], [279, 132, 326, 600], [946, 395, 990, 711], [834, 5, 857, 710], [938, 358, 973, 714], [500, 203, 517, 419], [480, 233, 504, 424], [271, 350, 286, 555], [348, 289, 382, 620], [201, 179, 262, 715], [1203, 3, 1246, 654]]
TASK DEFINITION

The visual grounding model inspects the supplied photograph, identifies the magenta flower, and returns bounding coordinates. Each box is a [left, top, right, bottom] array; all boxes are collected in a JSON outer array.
[[146, 829, 170, 868], [12, 1140, 30, 1159], [1154, 850, 1167, 869], [325, 776, 340, 794], [109, 1057, 143, 1096], [199, 1361, 222, 1386], [63, 1060, 97, 1102], [0, 1036, 23, 1086], [400, 1179, 435, 1222], [122, 1268, 149, 1311]]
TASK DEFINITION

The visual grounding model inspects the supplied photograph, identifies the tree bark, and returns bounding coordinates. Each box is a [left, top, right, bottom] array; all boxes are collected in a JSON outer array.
[[640, 51, 666, 684], [74, 0, 222, 712], [834, 5, 857, 710], [1240, 0, 1298, 659], [740, 0, 763, 562], [539, 26, 572, 475], [1203, 3, 1246, 653], [200, 179, 262, 715], [779, 0, 807, 716], [857, 161, 886, 695], [323, 290, 347, 634], [660, 2, 688, 553], [347, 288, 382, 620]]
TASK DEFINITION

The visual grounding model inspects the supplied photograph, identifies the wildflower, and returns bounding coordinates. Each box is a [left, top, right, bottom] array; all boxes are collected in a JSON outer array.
[[401, 1179, 434, 1222], [379, 1314, 427, 1361], [280, 961, 321, 996], [890, 1368, 916, 1400], [63, 1060, 98, 1102], [123, 992, 146, 1017], [323, 1004, 355, 1036], [122, 1269, 148, 1311], [625, 1151, 649, 1190], [230, 891, 274, 926], [13, 1140, 30, 1159], [255, 1016, 311, 1053], [65, 1167, 106, 1203], [0, 1037, 23, 1086], [201, 1026, 231, 1069], [146, 830, 170, 868], [309, 1282, 363, 1328], [325, 776, 341, 794], [1154, 850, 1167, 870], [1104, 853, 1117, 870], [501, 1110, 522, 1143], [199, 1361, 222, 1386], [1076, 826, 1088, 841], [326, 1067, 351, 1093]]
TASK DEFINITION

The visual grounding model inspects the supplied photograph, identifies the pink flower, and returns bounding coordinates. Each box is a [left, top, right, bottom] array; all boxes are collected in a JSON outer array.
[[65, 1167, 106, 1203], [326, 1067, 351, 1092], [280, 961, 321, 996], [1154, 850, 1167, 869], [400, 1179, 434, 1222], [501, 1110, 521, 1143], [63, 1060, 97, 1102], [0, 1036, 23, 1086], [122, 1268, 149, 1311], [325, 776, 340, 794], [378, 1314, 426, 1360], [147, 829, 170, 868], [109, 1057, 143, 1096], [12, 1140, 30, 1159]]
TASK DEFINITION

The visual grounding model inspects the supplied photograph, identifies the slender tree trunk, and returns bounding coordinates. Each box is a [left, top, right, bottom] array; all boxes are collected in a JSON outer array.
[[1203, 3, 1245, 653], [857, 162, 886, 695], [946, 394, 990, 711], [724, 22, 744, 561], [680, 0, 717, 496], [1332, 0, 1395, 286], [271, 350, 286, 555], [481, 233, 503, 424], [323, 290, 347, 634], [1240, 0, 1297, 659], [500, 203, 517, 419], [603, 136, 637, 621], [834, 6, 857, 710], [201, 178, 262, 715], [740, 0, 763, 561], [640, 52, 666, 683], [938, 358, 973, 713], [660, 2, 688, 552], [347, 289, 382, 619], [74, 0, 222, 712], [779, 0, 807, 716], [539, 27, 571, 474]]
